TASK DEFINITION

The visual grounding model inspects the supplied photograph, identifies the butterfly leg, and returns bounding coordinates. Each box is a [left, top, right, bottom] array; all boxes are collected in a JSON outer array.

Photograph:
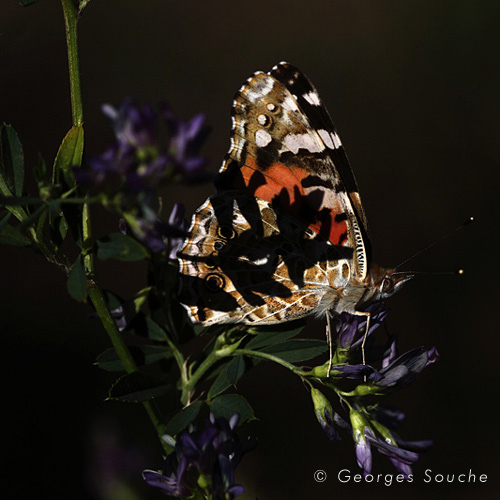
[[355, 310, 371, 382], [326, 310, 334, 376]]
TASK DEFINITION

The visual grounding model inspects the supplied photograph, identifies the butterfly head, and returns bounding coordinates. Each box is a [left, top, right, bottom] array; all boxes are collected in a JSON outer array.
[[368, 264, 414, 301]]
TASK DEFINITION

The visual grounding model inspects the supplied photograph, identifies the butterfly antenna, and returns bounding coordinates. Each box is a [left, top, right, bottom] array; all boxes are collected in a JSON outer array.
[[392, 269, 464, 277], [394, 216, 474, 271]]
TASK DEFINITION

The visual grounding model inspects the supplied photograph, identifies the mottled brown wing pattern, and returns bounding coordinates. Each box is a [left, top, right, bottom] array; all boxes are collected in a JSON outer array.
[[178, 191, 353, 325]]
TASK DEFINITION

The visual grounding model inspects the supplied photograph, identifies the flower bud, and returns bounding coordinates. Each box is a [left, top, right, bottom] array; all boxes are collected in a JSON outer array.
[[350, 409, 372, 476], [310, 388, 340, 440]]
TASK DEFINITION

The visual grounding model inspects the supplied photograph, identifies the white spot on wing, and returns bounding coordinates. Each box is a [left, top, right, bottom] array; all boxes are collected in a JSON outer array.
[[303, 91, 321, 106], [318, 129, 335, 149], [245, 75, 275, 103], [255, 129, 272, 147], [283, 133, 324, 154], [252, 255, 269, 266], [257, 114, 268, 125], [331, 131, 342, 148], [267, 103, 276, 111], [282, 95, 299, 112]]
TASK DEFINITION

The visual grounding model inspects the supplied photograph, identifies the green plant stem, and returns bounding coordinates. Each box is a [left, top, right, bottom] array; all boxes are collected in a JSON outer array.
[[82, 204, 169, 451], [181, 350, 220, 405], [59, 0, 171, 453], [61, 0, 83, 126], [233, 348, 309, 376], [181, 347, 312, 406], [88, 285, 169, 447], [59, 6, 168, 450], [162, 333, 187, 385]]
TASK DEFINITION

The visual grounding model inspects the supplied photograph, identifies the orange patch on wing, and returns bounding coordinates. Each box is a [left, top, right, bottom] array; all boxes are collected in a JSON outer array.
[[239, 157, 349, 247], [240, 158, 307, 205]]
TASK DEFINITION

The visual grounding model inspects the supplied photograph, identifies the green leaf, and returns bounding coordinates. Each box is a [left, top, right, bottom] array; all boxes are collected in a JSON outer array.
[[0, 212, 10, 232], [209, 394, 254, 423], [16, 203, 47, 233], [246, 326, 305, 350], [208, 356, 246, 400], [146, 316, 169, 341], [103, 290, 123, 311], [53, 125, 84, 187], [0, 222, 31, 246], [260, 339, 328, 363], [165, 401, 204, 436], [108, 372, 170, 402], [34, 204, 48, 243], [49, 213, 68, 249], [0, 124, 24, 196], [96, 345, 173, 371], [67, 254, 87, 301], [96, 233, 149, 261], [34, 154, 47, 183], [79, 0, 91, 12], [19, 0, 41, 5], [132, 286, 151, 312], [59, 215, 68, 240]]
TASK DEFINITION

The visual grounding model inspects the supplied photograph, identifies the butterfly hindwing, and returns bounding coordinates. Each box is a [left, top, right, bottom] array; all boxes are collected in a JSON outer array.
[[178, 191, 352, 325]]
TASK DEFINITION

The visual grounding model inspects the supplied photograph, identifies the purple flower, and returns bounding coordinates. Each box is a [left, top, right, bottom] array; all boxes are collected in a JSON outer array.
[[143, 413, 254, 499], [135, 218, 169, 253], [327, 303, 439, 391], [166, 203, 189, 259], [334, 302, 389, 351], [162, 104, 211, 182], [77, 101, 167, 200], [354, 429, 372, 476], [332, 363, 381, 382], [118, 203, 188, 256], [332, 345, 438, 391], [102, 100, 158, 149], [347, 407, 433, 479], [76, 99, 210, 199], [364, 428, 433, 478], [382, 334, 398, 368], [375, 346, 440, 391]]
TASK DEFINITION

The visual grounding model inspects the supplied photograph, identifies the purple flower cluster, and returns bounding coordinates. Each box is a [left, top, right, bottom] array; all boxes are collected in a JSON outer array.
[[75, 99, 206, 253], [312, 302, 438, 478], [143, 413, 254, 499], [351, 407, 434, 478], [330, 303, 439, 391], [77, 99, 209, 195]]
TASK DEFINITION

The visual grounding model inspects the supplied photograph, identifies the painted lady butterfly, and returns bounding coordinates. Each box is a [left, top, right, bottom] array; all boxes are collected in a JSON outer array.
[[177, 62, 413, 344]]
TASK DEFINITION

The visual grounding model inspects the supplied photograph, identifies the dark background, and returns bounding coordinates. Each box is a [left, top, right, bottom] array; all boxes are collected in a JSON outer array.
[[2, 1, 499, 499]]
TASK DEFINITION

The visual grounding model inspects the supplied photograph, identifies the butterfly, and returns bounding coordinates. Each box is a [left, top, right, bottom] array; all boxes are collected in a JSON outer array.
[[177, 62, 413, 352]]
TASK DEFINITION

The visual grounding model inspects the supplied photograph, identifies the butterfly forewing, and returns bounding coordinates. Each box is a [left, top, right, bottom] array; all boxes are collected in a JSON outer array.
[[218, 69, 368, 272]]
